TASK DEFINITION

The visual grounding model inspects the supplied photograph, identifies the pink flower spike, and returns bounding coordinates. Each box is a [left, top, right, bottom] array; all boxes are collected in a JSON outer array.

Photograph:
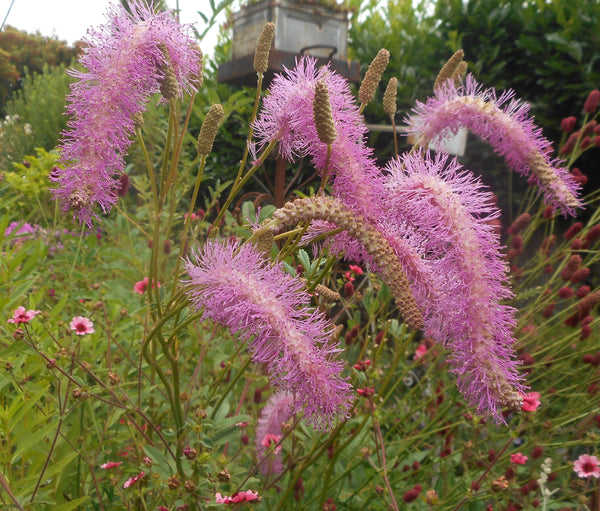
[[521, 391, 541, 412], [7, 306, 41, 324], [51, 0, 202, 226], [70, 316, 95, 335], [405, 75, 582, 215], [100, 461, 123, 469], [133, 277, 161, 294], [510, 453, 528, 465], [349, 264, 364, 274], [183, 240, 353, 430], [123, 471, 145, 488], [574, 454, 600, 478]]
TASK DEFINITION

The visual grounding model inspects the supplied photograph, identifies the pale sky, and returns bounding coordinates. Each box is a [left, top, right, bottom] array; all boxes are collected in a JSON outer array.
[[1, 0, 227, 56]]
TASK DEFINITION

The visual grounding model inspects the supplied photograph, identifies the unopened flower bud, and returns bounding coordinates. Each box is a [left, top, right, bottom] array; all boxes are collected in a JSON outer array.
[[434, 49, 464, 90], [196, 104, 224, 155], [383, 77, 398, 116], [358, 49, 390, 107], [583, 89, 599, 114], [313, 81, 337, 145], [254, 22, 275, 74], [560, 116, 577, 133]]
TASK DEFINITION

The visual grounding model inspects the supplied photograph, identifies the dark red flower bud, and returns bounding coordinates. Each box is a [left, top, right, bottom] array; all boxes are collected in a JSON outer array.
[[560, 116, 577, 133], [558, 287, 575, 299], [577, 285, 591, 298], [586, 225, 600, 244], [560, 132, 580, 154], [542, 206, 555, 219], [344, 281, 355, 298], [582, 120, 598, 136], [581, 136, 592, 150], [564, 222, 583, 240], [508, 213, 531, 235], [584, 89, 600, 114]]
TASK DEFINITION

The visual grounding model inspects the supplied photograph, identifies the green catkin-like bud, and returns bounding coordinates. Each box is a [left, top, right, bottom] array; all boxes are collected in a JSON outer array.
[[383, 77, 398, 116], [262, 196, 424, 330], [158, 43, 180, 100], [358, 48, 390, 107], [132, 111, 144, 130], [313, 81, 337, 145], [451, 60, 468, 85], [313, 283, 340, 303], [434, 49, 464, 90], [254, 230, 274, 257], [196, 104, 224, 155], [254, 22, 275, 74], [191, 45, 204, 89]]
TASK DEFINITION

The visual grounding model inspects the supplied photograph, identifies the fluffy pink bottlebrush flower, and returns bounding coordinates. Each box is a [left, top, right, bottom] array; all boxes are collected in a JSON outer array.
[[255, 391, 294, 475], [405, 74, 581, 215], [52, 0, 202, 226], [253, 56, 386, 222], [183, 240, 354, 430], [383, 151, 525, 420]]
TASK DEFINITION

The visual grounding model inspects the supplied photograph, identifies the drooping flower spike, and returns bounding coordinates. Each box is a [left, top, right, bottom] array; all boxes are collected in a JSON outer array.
[[183, 240, 353, 430], [383, 151, 525, 419], [253, 56, 386, 222], [405, 74, 582, 215], [52, 0, 202, 226]]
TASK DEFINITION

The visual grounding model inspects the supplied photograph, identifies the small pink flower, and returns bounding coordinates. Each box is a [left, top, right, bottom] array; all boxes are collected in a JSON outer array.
[[574, 454, 600, 478], [100, 461, 123, 469], [261, 433, 282, 452], [215, 490, 259, 504], [236, 421, 250, 428], [521, 391, 541, 412], [349, 264, 363, 274], [414, 344, 427, 360], [133, 276, 161, 294], [70, 316, 95, 335], [123, 470, 145, 488], [7, 306, 41, 324], [510, 453, 528, 465]]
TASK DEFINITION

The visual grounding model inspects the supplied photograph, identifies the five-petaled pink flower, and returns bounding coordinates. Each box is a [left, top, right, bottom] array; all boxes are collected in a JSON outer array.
[[215, 490, 259, 504], [521, 391, 541, 412], [133, 277, 161, 294], [573, 454, 600, 479], [510, 453, 528, 465], [100, 461, 123, 469], [70, 316, 95, 335], [7, 306, 41, 324], [261, 433, 282, 453], [123, 471, 145, 488]]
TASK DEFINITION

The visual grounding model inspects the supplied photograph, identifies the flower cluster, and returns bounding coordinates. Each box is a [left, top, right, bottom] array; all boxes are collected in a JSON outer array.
[[405, 74, 581, 215], [183, 240, 354, 429], [251, 56, 578, 419], [52, 0, 202, 226]]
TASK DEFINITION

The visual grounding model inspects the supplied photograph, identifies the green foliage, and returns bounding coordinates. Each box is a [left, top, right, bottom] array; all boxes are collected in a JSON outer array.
[[0, 26, 78, 115], [1, 64, 74, 168], [1, 148, 61, 223]]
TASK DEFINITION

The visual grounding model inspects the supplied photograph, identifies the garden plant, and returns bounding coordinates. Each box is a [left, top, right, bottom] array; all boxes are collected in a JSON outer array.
[[1, 0, 600, 510]]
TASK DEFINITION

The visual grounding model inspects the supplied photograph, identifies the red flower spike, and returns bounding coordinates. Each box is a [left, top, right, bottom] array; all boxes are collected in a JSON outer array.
[[585, 225, 600, 244], [560, 132, 580, 154], [558, 287, 575, 299], [564, 222, 584, 240], [560, 116, 577, 133], [584, 89, 600, 114]]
